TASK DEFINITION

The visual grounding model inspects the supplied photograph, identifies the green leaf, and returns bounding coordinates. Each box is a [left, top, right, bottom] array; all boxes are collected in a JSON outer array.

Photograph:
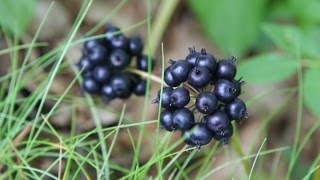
[[237, 53, 297, 84], [303, 67, 320, 117], [262, 23, 320, 59], [188, 0, 266, 57], [0, 0, 36, 37]]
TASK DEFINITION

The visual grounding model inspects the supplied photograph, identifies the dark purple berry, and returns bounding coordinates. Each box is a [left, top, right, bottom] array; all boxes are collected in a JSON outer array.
[[110, 74, 132, 98], [185, 47, 201, 66], [101, 84, 116, 100], [215, 57, 237, 80], [195, 48, 216, 72], [133, 79, 147, 96], [213, 123, 233, 147], [87, 45, 107, 65], [182, 123, 213, 147], [104, 26, 121, 43], [172, 108, 195, 130], [160, 110, 175, 131], [170, 60, 193, 82], [92, 66, 111, 83], [195, 92, 218, 114], [164, 66, 181, 87], [205, 111, 230, 134], [137, 55, 155, 72], [188, 67, 211, 88], [129, 36, 143, 56], [109, 34, 128, 49], [83, 39, 102, 50], [214, 79, 238, 103], [108, 49, 130, 70], [77, 56, 94, 73], [170, 87, 190, 108], [155, 87, 173, 109], [82, 77, 100, 94], [225, 98, 248, 123], [232, 77, 245, 97]]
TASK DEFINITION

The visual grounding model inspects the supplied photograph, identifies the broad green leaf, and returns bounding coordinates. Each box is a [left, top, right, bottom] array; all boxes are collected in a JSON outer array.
[[237, 53, 297, 84], [0, 0, 36, 37], [263, 23, 320, 59], [188, 0, 266, 57], [303, 67, 320, 117]]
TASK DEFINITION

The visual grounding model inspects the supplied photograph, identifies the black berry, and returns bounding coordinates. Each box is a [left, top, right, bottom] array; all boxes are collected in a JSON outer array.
[[195, 48, 216, 72], [164, 66, 181, 87], [87, 45, 107, 65], [82, 77, 100, 94], [170, 60, 193, 82], [195, 92, 218, 114], [225, 98, 248, 123], [129, 36, 143, 56], [213, 123, 233, 146], [77, 56, 94, 73], [160, 109, 175, 131], [92, 66, 111, 83], [214, 79, 238, 103], [188, 67, 211, 88], [109, 34, 128, 49], [108, 49, 130, 70], [137, 55, 155, 72], [183, 123, 213, 148], [205, 111, 230, 134], [172, 108, 195, 130], [170, 87, 190, 108], [215, 57, 237, 80], [133, 79, 147, 96], [109, 74, 132, 98], [155, 87, 173, 109], [101, 84, 116, 100], [185, 47, 201, 66]]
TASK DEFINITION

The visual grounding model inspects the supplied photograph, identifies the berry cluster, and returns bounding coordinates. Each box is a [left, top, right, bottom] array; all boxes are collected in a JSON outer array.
[[76, 24, 155, 101], [155, 47, 248, 148]]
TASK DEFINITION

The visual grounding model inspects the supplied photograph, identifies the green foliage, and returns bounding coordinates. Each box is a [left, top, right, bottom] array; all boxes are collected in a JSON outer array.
[[188, 0, 266, 57], [263, 23, 320, 59], [303, 67, 320, 117], [0, 0, 36, 37], [237, 53, 297, 84]]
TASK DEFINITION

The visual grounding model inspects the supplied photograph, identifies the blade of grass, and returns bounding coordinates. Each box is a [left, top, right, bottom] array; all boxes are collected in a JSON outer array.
[[248, 138, 267, 180]]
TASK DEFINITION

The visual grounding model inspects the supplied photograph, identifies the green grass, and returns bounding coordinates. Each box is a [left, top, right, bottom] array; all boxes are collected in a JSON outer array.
[[0, 0, 319, 179]]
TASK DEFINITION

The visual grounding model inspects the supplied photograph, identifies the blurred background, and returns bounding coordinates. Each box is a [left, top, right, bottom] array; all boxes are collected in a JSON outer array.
[[0, 0, 320, 179]]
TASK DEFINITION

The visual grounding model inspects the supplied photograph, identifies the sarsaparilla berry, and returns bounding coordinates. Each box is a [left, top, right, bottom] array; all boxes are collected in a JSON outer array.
[[76, 23, 156, 101], [155, 47, 248, 150]]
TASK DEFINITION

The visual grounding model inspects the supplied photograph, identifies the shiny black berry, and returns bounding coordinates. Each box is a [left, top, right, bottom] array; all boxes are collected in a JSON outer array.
[[155, 87, 173, 109], [205, 111, 230, 134], [87, 45, 107, 65], [83, 39, 102, 50], [137, 55, 155, 72], [160, 110, 175, 131], [92, 66, 111, 83], [188, 67, 211, 88], [213, 123, 233, 147], [225, 98, 248, 123], [214, 79, 238, 103], [110, 74, 132, 98], [195, 48, 216, 72], [182, 123, 213, 147], [109, 34, 128, 49], [77, 56, 94, 73], [133, 79, 147, 96], [108, 49, 130, 70], [164, 66, 181, 87], [129, 36, 143, 56], [82, 77, 100, 94], [232, 77, 245, 97], [104, 26, 121, 43], [172, 108, 195, 130], [170, 60, 193, 82], [185, 47, 201, 66], [195, 92, 218, 114], [171, 87, 190, 108], [215, 57, 237, 80], [101, 84, 116, 100]]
